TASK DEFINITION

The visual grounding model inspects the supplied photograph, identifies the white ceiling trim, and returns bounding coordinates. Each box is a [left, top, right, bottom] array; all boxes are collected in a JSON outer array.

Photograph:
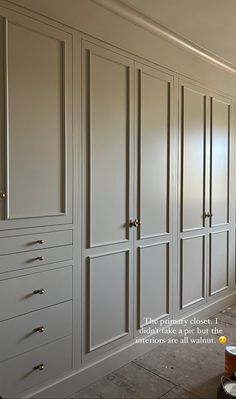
[[93, 0, 236, 75]]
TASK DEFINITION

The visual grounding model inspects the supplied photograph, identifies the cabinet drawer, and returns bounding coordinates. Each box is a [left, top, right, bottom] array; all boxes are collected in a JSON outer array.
[[0, 301, 72, 362], [0, 245, 73, 273], [0, 230, 72, 255], [0, 267, 72, 321], [0, 336, 72, 398]]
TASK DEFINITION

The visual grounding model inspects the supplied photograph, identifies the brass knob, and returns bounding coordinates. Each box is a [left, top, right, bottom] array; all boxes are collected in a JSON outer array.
[[37, 240, 45, 245], [34, 326, 45, 333], [34, 288, 45, 295], [205, 212, 213, 218], [134, 219, 141, 227], [37, 256, 44, 261], [34, 363, 44, 371], [0, 192, 6, 200], [130, 219, 141, 228]]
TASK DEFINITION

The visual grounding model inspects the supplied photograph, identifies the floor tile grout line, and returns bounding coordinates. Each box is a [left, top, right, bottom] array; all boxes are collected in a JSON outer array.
[[132, 361, 204, 399], [158, 386, 175, 399], [159, 384, 203, 399], [131, 360, 178, 387]]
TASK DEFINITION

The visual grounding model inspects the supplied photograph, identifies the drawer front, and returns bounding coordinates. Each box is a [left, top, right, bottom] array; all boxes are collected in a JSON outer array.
[[0, 336, 72, 398], [0, 230, 72, 256], [0, 301, 72, 362], [0, 267, 72, 321], [0, 245, 73, 273]]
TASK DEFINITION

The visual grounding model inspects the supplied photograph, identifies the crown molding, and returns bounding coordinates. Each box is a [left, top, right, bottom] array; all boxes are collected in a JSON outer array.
[[93, 0, 236, 75]]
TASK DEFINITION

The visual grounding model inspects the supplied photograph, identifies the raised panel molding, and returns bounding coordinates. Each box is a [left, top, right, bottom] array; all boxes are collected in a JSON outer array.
[[137, 64, 172, 239], [5, 19, 66, 219], [210, 96, 230, 228], [180, 84, 207, 233], [209, 231, 229, 296], [87, 250, 130, 352], [180, 235, 205, 309], [138, 242, 170, 328]]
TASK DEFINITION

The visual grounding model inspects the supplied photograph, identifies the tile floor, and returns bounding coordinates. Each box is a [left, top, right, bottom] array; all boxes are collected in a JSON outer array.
[[69, 305, 236, 399]]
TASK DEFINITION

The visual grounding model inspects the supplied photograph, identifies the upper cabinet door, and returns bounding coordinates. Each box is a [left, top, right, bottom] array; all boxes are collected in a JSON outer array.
[[180, 82, 207, 233], [210, 95, 231, 227], [136, 63, 172, 239], [82, 41, 134, 248], [0, 13, 73, 228]]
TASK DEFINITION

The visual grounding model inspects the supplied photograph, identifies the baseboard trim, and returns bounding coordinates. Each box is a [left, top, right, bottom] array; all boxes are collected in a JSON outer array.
[[25, 291, 236, 399]]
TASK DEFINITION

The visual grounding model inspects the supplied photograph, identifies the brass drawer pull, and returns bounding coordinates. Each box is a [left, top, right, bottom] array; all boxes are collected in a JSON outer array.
[[37, 256, 44, 261], [37, 240, 45, 245], [34, 326, 45, 333], [34, 288, 45, 295], [34, 363, 44, 371]]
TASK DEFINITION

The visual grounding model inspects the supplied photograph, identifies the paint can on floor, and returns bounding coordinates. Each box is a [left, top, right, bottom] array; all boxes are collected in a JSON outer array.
[[225, 346, 236, 378]]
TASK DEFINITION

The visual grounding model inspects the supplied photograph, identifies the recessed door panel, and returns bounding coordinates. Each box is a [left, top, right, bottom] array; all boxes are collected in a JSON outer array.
[[181, 86, 206, 232], [88, 251, 129, 351], [139, 243, 169, 327], [180, 236, 205, 308], [138, 67, 171, 238], [209, 231, 228, 295], [86, 49, 131, 247], [7, 22, 67, 219], [210, 98, 230, 226]]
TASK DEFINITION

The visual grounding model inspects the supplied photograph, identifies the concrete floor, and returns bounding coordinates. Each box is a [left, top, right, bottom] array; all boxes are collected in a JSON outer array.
[[70, 305, 236, 399]]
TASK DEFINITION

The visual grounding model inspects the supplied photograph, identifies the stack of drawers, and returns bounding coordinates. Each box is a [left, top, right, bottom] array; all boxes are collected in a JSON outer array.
[[0, 230, 73, 398]]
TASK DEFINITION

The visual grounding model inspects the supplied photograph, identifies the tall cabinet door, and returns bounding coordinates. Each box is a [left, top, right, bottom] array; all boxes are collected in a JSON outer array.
[[209, 94, 231, 297], [135, 62, 174, 329], [0, 13, 73, 228], [82, 41, 134, 360], [178, 81, 208, 313]]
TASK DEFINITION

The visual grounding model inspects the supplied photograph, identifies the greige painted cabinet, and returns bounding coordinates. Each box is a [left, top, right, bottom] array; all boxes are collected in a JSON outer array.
[[0, 1, 235, 398], [0, 13, 73, 229], [179, 80, 232, 313], [82, 41, 173, 359], [0, 9, 74, 399]]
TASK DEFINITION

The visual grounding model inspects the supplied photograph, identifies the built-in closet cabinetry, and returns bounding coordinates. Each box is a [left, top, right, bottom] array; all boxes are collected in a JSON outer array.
[[82, 41, 173, 359], [178, 81, 233, 313], [0, 10, 74, 398], [0, 2, 235, 398]]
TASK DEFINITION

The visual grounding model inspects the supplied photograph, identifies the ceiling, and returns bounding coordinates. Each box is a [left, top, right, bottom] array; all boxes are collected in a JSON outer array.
[[121, 0, 236, 68]]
